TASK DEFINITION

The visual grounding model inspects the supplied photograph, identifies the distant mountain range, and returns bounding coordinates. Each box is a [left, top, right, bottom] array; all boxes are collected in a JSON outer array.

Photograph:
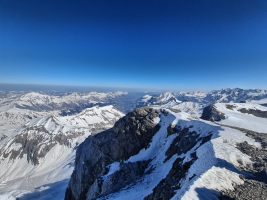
[[0, 88, 266, 200], [139, 88, 267, 107]]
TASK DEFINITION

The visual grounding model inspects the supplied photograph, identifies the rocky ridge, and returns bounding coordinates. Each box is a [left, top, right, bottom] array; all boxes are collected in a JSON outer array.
[[65, 108, 160, 200]]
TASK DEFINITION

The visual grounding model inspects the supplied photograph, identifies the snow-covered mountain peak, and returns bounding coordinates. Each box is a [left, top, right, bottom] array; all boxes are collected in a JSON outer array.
[[138, 92, 181, 107], [177, 91, 207, 98], [20, 91, 48, 99], [60, 105, 124, 128], [157, 92, 180, 104]]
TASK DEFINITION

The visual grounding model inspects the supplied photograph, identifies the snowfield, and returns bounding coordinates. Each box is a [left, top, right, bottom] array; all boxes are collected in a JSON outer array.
[[214, 103, 267, 133]]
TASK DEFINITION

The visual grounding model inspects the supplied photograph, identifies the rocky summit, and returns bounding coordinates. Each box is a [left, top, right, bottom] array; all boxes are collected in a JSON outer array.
[[65, 102, 267, 200], [65, 108, 160, 200]]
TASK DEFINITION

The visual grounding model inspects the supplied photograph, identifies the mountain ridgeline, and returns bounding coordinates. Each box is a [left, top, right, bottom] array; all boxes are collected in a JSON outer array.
[[0, 88, 267, 200]]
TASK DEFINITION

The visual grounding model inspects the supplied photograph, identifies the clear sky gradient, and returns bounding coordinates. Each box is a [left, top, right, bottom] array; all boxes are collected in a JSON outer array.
[[0, 0, 267, 90]]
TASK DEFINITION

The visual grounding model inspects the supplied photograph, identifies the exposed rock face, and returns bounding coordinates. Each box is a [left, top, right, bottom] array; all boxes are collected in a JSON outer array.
[[87, 160, 150, 199], [221, 179, 267, 200], [218, 125, 267, 200], [165, 126, 200, 161], [65, 103, 267, 200], [1, 126, 82, 165], [65, 108, 216, 200], [145, 130, 212, 200], [145, 156, 196, 200], [237, 141, 267, 183], [238, 108, 267, 118], [201, 105, 226, 121], [65, 108, 160, 200], [235, 128, 267, 185]]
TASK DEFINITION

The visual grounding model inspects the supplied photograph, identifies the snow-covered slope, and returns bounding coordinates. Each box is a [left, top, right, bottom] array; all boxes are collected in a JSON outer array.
[[206, 103, 267, 133], [65, 102, 267, 200], [0, 105, 123, 199], [170, 102, 204, 117], [248, 98, 267, 106]]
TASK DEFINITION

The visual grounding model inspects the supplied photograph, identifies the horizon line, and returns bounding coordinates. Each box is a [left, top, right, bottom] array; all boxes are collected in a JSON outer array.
[[0, 82, 266, 93]]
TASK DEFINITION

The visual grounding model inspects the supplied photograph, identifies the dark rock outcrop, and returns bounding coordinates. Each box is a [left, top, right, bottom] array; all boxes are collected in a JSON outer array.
[[238, 108, 267, 118], [217, 124, 267, 200], [235, 128, 267, 185], [1, 125, 83, 165], [146, 128, 212, 200], [220, 179, 267, 200], [145, 155, 197, 200], [237, 141, 267, 183], [87, 160, 150, 199], [165, 127, 199, 161], [65, 108, 160, 200], [201, 105, 226, 121]]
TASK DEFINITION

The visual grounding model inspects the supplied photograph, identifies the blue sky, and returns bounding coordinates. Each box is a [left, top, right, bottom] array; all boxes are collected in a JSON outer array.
[[0, 0, 267, 90]]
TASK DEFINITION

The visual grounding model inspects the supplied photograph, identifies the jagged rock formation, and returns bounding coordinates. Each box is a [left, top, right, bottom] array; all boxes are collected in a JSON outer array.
[[65, 108, 160, 200], [201, 105, 226, 121], [144, 131, 212, 200], [65, 108, 215, 200], [220, 127, 267, 200], [64, 102, 267, 200]]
